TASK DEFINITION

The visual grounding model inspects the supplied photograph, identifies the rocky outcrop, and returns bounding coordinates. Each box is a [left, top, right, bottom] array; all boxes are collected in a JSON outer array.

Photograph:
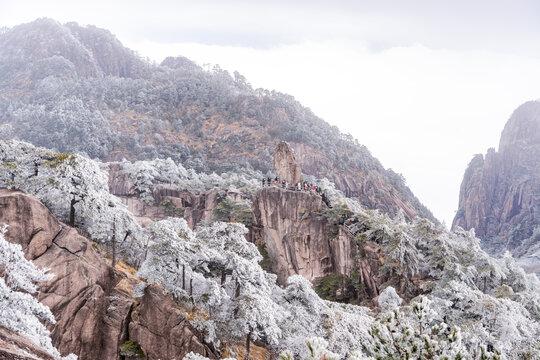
[[108, 164, 219, 229], [153, 186, 219, 229], [253, 186, 357, 284], [0, 326, 56, 360], [252, 186, 400, 305], [0, 189, 215, 360], [273, 141, 302, 185], [129, 286, 212, 360], [453, 101, 540, 258]]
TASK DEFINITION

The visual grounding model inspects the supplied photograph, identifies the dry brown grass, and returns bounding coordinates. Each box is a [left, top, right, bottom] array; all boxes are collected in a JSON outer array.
[[221, 341, 270, 360], [114, 260, 137, 278], [115, 278, 134, 296], [112, 261, 140, 296]]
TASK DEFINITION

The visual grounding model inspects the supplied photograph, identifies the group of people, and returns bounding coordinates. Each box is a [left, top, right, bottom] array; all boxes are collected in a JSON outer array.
[[262, 177, 322, 193], [297, 181, 323, 194], [261, 176, 331, 207]]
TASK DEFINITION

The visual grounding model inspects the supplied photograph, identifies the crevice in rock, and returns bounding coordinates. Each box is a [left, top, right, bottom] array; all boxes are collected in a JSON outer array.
[[32, 227, 63, 261], [118, 302, 134, 360]]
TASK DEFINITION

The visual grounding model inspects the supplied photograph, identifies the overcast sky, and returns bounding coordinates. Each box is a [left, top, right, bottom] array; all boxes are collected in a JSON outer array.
[[2, 0, 540, 225]]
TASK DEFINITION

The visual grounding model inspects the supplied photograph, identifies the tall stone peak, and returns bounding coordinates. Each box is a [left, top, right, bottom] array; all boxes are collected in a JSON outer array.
[[273, 141, 302, 185], [453, 101, 540, 269], [499, 101, 540, 152]]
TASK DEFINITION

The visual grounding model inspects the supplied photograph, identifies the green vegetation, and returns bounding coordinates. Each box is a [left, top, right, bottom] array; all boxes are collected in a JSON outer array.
[[42, 153, 77, 168], [298, 207, 311, 220], [313, 274, 357, 303], [212, 197, 254, 226], [1, 161, 17, 169], [119, 340, 145, 358], [257, 243, 273, 273], [159, 198, 184, 217]]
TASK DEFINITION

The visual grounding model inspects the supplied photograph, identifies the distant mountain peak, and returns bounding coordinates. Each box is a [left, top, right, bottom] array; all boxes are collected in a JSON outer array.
[[499, 100, 540, 152], [454, 100, 540, 268]]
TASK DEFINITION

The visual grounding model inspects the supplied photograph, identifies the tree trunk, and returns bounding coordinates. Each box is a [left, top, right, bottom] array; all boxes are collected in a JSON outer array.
[[234, 279, 241, 317], [235, 279, 241, 298], [244, 330, 252, 360], [111, 237, 116, 269], [190, 277, 194, 303], [182, 264, 186, 290], [69, 197, 77, 227], [221, 269, 226, 286]]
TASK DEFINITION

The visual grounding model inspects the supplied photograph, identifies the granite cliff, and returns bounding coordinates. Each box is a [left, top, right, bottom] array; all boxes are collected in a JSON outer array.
[[0, 189, 215, 360], [252, 186, 353, 284], [453, 101, 540, 270]]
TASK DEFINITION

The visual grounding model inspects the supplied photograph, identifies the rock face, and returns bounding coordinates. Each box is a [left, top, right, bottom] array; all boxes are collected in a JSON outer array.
[[252, 187, 356, 284], [453, 101, 540, 259], [0, 326, 56, 360], [252, 186, 401, 304], [108, 164, 219, 229], [129, 286, 211, 360], [273, 141, 302, 185], [0, 189, 215, 360]]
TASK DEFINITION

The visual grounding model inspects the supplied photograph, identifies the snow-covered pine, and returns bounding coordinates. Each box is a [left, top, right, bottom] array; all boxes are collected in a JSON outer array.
[[114, 157, 261, 205], [0, 140, 144, 264]]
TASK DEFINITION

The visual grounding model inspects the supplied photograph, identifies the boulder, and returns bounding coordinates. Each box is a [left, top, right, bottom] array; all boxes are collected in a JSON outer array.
[[273, 141, 302, 185]]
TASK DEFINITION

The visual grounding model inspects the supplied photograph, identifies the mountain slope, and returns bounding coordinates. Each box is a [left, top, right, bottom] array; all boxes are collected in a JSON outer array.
[[1, 140, 540, 359], [453, 101, 540, 267], [0, 18, 435, 223]]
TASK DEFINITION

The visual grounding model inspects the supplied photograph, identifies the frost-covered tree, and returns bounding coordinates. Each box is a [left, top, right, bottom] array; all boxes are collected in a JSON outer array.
[[0, 225, 76, 359], [136, 220, 282, 358], [377, 286, 402, 311], [194, 222, 282, 358], [135, 218, 224, 303], [115, 157, 261, 206], [277, 275, 373, 357], [0, 140, 145, 264], [182, 352, 234, 360], [366, 296, 468, 360]]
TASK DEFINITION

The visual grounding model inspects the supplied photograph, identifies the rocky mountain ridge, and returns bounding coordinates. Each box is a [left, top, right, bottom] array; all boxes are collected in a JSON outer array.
[[0, 18, 436, 223], [453, 100, 540, 270]]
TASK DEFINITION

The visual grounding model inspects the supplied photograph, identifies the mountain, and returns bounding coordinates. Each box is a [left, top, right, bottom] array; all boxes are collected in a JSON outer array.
[[5, 18, 540, 360], [453, 101, 540, 270], [0, 18, 435, 223], [1, 140, 539, 359]]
